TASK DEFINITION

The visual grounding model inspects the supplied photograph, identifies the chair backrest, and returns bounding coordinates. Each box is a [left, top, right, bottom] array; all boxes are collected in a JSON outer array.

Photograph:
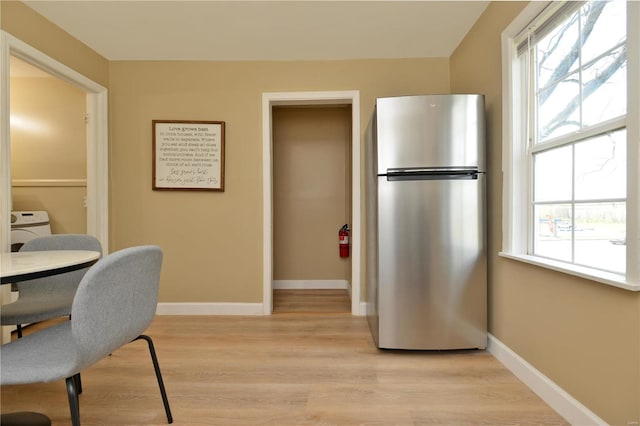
[[18, 234, 103, 298], [70, 245, 163, 367]]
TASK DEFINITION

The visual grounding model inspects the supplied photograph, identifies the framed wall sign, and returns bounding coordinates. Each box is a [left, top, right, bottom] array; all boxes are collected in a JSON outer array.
[[152, 120, 225, 191]]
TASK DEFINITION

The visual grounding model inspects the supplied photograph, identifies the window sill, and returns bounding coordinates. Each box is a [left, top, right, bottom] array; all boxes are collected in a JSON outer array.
[[498, 252, 640, 292]]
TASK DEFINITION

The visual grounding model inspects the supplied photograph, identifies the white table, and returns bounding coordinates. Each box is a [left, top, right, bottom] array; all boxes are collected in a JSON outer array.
[[0, 250, 100, 285]]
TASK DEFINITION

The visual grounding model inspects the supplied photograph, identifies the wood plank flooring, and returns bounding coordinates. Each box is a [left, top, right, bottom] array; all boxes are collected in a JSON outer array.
[[1, 298, 568, 425], [273, 289, 351, 313]]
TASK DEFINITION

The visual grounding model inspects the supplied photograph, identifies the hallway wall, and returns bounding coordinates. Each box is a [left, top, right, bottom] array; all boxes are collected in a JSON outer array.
[[273, 106, 352, 282], [10, 62, 87, 234]]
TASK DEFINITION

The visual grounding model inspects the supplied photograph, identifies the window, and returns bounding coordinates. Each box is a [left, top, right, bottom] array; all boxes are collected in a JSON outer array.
[[502, 0, 639, 290]]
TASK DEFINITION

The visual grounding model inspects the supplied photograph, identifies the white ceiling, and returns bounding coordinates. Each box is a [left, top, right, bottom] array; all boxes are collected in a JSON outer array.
[[22, 1, 489, 61]]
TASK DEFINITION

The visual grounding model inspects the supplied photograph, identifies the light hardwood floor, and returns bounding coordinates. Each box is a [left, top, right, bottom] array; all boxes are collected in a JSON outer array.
[[273, 289, 351, 314], [1, 297, 568, 425]]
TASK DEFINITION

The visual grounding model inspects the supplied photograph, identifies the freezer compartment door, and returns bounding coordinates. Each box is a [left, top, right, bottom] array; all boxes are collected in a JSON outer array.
[[377, 175, 487, 350], [376, 94, 485, 172]]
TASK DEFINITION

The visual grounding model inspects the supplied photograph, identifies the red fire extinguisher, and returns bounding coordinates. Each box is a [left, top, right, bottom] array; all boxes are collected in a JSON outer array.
[[339, 224, 350, 258]]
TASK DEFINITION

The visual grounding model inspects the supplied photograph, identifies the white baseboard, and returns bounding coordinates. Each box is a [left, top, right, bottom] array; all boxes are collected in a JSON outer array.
[[273, 280, 349, 290], [359, 301, 369, 317], [487, 334, 607, 425], [156, 303, 263, 316]]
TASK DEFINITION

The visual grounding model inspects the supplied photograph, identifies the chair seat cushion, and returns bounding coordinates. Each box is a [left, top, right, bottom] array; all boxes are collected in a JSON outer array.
[[0, 295, 74, 325], [0, 322, 80, 385]]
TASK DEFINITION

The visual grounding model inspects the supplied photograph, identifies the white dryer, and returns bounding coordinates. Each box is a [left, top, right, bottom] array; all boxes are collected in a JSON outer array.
[[11, 211, 52, 252]]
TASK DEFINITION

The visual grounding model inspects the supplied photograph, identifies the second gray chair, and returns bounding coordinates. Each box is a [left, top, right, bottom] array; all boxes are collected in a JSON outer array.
[[0, 234, 102, 337]]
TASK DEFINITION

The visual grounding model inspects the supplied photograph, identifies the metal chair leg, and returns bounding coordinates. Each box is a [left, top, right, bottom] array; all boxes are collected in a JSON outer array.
[[16, 324, 22, 339], [73, 373, 83, 395], [65, 376, 81, 426], [134, 335, 173, 424]]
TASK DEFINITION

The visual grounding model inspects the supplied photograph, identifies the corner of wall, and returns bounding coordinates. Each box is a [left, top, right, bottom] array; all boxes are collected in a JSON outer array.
[[0, 1, 109, 88]]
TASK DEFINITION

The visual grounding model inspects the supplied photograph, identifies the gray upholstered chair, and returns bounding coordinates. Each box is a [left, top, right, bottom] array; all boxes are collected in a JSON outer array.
[[0, 245, 173, 426], [0, 234, 102, 338]]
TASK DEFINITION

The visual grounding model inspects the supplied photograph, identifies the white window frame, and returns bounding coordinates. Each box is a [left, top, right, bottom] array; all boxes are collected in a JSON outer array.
[[500, 1, 640, 291]]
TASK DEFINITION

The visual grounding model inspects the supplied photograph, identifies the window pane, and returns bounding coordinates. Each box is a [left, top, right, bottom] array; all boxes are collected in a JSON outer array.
[[513, 0, 630, 278], [534, 146, 572, 202], [581, 1, 626, 65], [582, 47, 627, 126], [533, 204, 572, 262], [574, 202, 626, 273], [575, 130, 626, 200], [537, 71, 580, 142], [536, 10, 580, 89]]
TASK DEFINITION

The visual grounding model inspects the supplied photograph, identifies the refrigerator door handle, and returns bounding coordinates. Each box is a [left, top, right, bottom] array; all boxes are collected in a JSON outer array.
[[385, 168, 480, 181]]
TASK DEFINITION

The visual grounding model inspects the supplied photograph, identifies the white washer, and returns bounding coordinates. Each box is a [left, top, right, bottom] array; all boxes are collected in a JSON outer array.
[[11, 211, 52, 252]]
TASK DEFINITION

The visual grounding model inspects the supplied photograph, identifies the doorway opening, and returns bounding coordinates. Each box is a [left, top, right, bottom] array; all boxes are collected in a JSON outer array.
[[0, 31, 109, 252], [1, 32, 109, 343], [271, 105, 352, 314], [9, 56, 88, 236], [262, 91, 362, 315]]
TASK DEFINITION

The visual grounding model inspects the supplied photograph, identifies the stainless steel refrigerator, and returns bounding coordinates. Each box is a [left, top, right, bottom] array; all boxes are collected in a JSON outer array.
[[365, 94, 487, 350]]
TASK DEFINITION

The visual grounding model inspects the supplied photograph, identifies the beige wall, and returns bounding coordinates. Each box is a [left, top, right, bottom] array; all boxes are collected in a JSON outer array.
[[109, 59, 449, 303], [272, 106, 352, 281], [10, 73, 87, 234], [0, 1, 109, 88], [450, 2, 640, 424]]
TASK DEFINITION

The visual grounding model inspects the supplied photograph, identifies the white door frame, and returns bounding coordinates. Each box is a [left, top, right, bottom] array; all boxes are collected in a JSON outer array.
[[0, 31, 109, 342], [262, 91, 362, 315], [0, 31, 109, 251]]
